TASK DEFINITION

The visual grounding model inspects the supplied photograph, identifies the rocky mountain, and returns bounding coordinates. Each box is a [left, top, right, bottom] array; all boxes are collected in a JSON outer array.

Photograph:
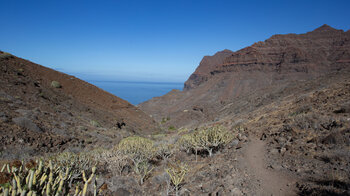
[[1, 25, 350, 195], [139, 25, 350, 128], [135, 24, 350, 195], [0, 52, 160, 159]]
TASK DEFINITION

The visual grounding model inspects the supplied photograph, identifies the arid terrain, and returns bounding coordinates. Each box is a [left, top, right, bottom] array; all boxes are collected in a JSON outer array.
[[1, 25, 349, 195], [0, 52, 160, 159]]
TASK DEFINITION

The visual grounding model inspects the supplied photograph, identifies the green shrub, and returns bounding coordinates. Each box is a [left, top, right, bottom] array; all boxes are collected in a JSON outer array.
[[166, 161, 188, 196], [90, 120, 101, 127], [177, 134, 197, 153], [118, 136, 156, 184], [161, 117, 170, 124], [118, 136, 155, 163], [99, 149, 129, 175], [177, 128, 189, 135], [155, 143, 175, 160], [0, 159, 98, 196], [51, 81, 61, 88], [50, 151, 96, 176], [177, 125, 233, 157]]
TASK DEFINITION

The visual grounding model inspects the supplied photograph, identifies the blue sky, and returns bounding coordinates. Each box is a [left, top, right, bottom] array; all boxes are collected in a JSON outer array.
[[1, 0, 349, 82]]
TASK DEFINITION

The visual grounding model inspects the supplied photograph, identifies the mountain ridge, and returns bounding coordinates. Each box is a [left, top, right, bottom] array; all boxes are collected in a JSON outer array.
[[140, 24, 350, 128]]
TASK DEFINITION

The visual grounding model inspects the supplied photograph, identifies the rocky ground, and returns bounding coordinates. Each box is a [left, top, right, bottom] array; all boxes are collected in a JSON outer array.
[[0, 52, 160, 160], [1, 25, 350, 195], [93, 70, 350, 195]]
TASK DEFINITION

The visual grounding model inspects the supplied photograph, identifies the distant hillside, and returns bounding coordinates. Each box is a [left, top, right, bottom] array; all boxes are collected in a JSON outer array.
[[139, 24, 350, 128], [0, 52, 160, 159]]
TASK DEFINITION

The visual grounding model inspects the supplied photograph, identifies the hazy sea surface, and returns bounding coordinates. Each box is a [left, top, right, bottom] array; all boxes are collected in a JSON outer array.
[[88, 80, 183, 105]]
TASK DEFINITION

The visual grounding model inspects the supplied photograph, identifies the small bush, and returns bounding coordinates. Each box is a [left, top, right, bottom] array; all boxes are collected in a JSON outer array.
[[177, 125, 233, 157], [90, 120, 101, 127], [99, 149, 129, 175], [50, 151, 96, 183], [118, 136, 156, 184], [0, 52, 13, 60], [51, 81, 61, 88], [155, 143, 175, 160], [168, 125, 176, 131], [161, 117, 170, 124], [177, 134, 197, 153], [118, 136, 155, 163], [166, 161, 188, 196], [177, 128, 189, 135]]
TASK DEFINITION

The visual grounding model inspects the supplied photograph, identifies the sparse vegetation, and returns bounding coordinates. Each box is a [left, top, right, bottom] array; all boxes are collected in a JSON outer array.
[[177, 125, 233, 157], [90, 120, 101, 127], [51, 81, 61, 88], [50, 151, 96, 183], [0, 159, 99, 195], [99, 149, 129, 175], [161, 117, 170, 124], [177, 128, 189, 135], [166, 161, 188, 196], [0, 52, 13, 60], [168, 125, 176, 131], [156, 142, 175, 160], [118, 136, 156, 184]]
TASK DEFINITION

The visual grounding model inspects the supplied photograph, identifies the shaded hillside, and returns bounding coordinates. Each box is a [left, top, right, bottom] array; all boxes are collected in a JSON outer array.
[[139, 25, 350, 128], [0, 52, 160, 159]]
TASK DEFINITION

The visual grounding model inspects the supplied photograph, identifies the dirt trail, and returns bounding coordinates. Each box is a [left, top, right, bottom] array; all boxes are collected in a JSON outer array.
[[242, 138, 297, 196]]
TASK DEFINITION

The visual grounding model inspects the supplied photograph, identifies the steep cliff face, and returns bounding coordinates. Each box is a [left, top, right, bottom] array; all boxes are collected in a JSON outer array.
[[139, 25, 350, 128], [184, 49, 233, 90], [185, 24, 350, 91], [0, 52, 160, 159]]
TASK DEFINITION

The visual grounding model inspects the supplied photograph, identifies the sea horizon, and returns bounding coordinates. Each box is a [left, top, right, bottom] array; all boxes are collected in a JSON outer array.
[[87, 80, 184, 105]]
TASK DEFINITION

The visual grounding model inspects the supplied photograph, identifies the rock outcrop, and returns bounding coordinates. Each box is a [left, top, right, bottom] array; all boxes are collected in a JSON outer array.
[[139, 25, 350, 128]]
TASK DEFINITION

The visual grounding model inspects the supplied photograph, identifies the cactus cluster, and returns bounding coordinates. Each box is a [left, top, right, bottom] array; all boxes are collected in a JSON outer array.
[[155, 143, 175, 160], [50, 152, 95, 180], [177, 125, 233, 157], [99, 150, 129, 175], [0, 159, 99, 196], [118, 136, 156, 185]]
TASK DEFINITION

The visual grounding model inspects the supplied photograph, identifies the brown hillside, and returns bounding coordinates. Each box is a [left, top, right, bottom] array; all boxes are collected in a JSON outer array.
[[136, 24, 350, 195], [139, 25, 350, 128], [0, 52, 160, 159]]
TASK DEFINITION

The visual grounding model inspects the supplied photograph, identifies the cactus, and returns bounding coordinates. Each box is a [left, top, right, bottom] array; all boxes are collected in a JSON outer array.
[[99, 150, 128, 175], [177, 125, 233, 158], [165, 162, 188, 196], [0, 158, 98, 196], [134, 161, 153, 185], [118, 136, 156, 164], [118, 136, 156, 185], [156, 143, 175, 160], [82, 166, 96, 196]]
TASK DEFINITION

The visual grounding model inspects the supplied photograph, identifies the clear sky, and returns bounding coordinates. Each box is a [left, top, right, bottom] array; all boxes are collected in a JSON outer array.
[[1, 0, 349, 82]]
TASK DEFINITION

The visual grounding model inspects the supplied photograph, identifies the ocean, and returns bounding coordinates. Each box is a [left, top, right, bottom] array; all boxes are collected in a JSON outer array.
[[88, 80, 183, 105]]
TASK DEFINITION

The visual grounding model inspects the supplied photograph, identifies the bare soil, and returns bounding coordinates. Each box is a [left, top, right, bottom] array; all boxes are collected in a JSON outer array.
[[242, 138, 297, 196]]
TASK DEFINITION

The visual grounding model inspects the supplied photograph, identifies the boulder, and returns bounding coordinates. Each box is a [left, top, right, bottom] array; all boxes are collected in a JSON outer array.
[[12, 117, 42, 132]]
